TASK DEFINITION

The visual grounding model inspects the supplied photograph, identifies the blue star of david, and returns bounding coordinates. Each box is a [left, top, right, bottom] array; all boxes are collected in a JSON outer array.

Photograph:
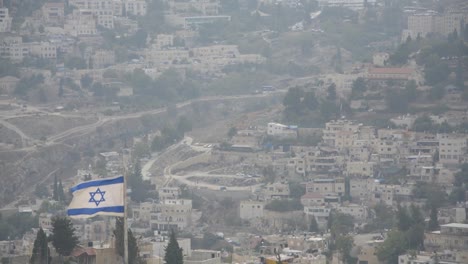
[[89, 188, 106, 206]]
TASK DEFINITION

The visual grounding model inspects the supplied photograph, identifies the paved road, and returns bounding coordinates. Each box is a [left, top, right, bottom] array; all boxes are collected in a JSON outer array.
[[161, 146, 261, 191], [4, 91, 285, 153], [1, 168, 59, 209], [0, 119, 36, 147]]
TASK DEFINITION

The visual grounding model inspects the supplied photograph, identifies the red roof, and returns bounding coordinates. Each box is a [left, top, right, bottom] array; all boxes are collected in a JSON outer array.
[[301, 192, 324, 199], [368, 67, 413, 75]]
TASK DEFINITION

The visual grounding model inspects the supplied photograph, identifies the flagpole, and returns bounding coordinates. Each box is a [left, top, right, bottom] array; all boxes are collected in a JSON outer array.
[[123, 153, 129, 264]]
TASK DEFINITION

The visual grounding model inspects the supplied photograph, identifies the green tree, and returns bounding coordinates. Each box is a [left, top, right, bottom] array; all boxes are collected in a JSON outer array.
[[412, 115, 434, 132], [302, 91, 318, 111], [30, 228, 51, 264], [386, 90, 409, 113], [80, 74, 93, 88], [335, 235, 354, 264], [133, 142, 150, 159], [34, 184, 49, 199], [227, 127, 238, 138], [405, 80, 418, 102], [165, 230, 184, 264], [51, 216, 78, 257], [371, 203, 395, 231], [342, 177, 351, 202], [0, 58, 20, 78], [456, 59, 465, 90], [377, 230, 408, 264], [327, 83, 337, 101], [289, 182, 305, 199], [176, 116, 192, 136], [53, 175, 58, 201], [283, 87, 304, 108], [351, 77, 367, 99], [114, 217, 143, 264], [330, 212, 354, 239], [309, 217, 319, 232], [64, 56, 87, 70], [128, 162, 150, 202], [396, 205, 412, 232], [58, 179, 65, 202], [427, 205, 439, 231]]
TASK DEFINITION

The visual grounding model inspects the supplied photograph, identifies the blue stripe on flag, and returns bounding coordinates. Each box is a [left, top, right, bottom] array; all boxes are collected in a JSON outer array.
[[67, 206, 124, 216], [70, 176, 124, 193]]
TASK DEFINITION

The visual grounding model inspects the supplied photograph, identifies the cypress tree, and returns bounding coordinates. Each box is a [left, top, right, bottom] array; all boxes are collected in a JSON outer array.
[[309, 217, 319, 232], [427, 205, 440, 231], [58, 179, 65, 202], [164, 230, 183, 264], [30, 228, 51, 264], [114, 217, 142, 264], [53, 175, 58, 201]]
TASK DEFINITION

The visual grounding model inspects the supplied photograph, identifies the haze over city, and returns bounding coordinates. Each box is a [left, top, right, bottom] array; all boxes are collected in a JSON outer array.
[[0, 0, 468, 263]]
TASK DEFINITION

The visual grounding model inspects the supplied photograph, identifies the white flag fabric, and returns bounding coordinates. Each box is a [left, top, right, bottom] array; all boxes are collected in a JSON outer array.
[[67, 176, 124, 218]]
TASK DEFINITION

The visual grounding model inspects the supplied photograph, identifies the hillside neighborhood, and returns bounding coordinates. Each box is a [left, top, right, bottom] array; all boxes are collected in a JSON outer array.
[[0, 0, 468, 264]]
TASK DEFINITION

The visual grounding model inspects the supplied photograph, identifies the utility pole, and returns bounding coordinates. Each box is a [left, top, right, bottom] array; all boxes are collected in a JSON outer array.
[[122, 151, 129, 264]]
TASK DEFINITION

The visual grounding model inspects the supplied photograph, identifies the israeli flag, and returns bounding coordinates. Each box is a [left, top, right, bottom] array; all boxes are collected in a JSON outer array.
[[67, 176, 125, 218]]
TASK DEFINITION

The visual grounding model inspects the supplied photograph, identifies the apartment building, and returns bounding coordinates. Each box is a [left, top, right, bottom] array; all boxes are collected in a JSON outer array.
[[305, 178, 345, 197], [192, 44, 239, 58], [0, 35, 29, 62], [0, 76, 19, 94], [438, 206, 467, 225], [29, 42, 57, 59], [153, 34, 174, 50], [184, 15, 231, 29], [425, 223, 468, 251], [304, 206, 331, 228], [150, 199, 192, 231], [438, 134, 467, 165], [267, 122, 298, 139], [336, 203, 368, 221], [300, 193, 326, 207], [399, 251, 468, 264], [348, 146, 371, 161], [357, 240, 383, 264], [264, 182, 290, 200], [350, 178, 376, 203], [158, 187, 181, 200], [322, 120, 361, 147], [41, 2, 65, 25], [406, 10, 468, 40], [146, 48, 190, 66], [239, 200, 264, 220], [286, 157, 306, 176], [317, 0, 376, 10], [170, 0, 220, 16], [408, 136, 439, 155], [122, 0, 147, 16], [372, 52, 389, 67], [346, 161, 376, 177], [367, 67, 415, 81], [64, 10, 98, 36], [82, 221, 108, 242], [0, 7, 12, 32], [132, 201, 154, 222], [374, 138, 399, 160], [92, 49, 116, 69], [69, 0, 114, 28]]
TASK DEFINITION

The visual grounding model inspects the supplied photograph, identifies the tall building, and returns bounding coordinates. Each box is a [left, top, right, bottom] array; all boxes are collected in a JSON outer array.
[[406, 10, 468, 40], [317, 0, 377, 11], [0, 7, 12, 32]]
